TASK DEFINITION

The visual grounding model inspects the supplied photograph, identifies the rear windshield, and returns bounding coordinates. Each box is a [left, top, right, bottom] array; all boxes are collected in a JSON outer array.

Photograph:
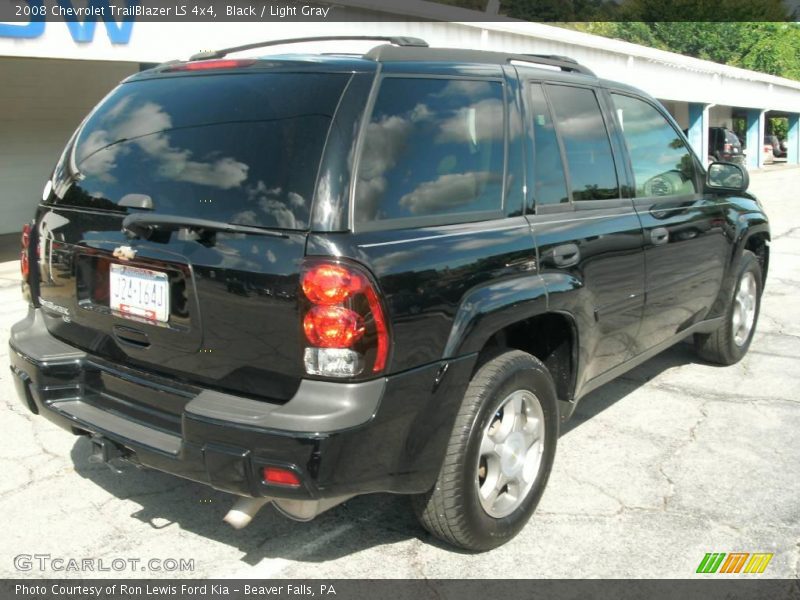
[[51, 72, 349, 230], [724, 130, 741, 144]]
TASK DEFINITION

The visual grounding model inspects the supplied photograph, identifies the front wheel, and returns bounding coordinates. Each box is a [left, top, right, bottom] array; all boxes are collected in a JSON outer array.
[[694, 250, 763, 365], [412, 350, 559, 551]]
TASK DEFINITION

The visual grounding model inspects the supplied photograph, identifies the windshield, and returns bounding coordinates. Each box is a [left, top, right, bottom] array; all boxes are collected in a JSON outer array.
[[50, 72, 350, 230]]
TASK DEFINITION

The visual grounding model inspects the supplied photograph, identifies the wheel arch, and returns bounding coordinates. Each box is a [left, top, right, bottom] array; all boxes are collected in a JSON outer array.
[[444, 279, 578, 401]]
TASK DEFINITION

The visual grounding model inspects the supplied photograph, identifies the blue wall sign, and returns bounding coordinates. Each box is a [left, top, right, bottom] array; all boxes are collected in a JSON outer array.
[[0, 0, 136, 44]]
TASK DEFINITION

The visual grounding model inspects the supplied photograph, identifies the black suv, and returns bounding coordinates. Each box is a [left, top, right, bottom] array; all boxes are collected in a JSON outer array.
[[708, 126, 746, 166], [10, 37, 770, 551]]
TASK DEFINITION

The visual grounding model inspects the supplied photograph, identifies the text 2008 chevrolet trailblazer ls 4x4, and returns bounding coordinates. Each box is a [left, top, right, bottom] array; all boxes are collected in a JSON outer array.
[[10, 37, 769, 551]]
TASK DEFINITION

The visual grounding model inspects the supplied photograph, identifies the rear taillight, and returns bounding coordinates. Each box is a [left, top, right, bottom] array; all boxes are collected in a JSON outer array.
[[724, 143, 733, 153], [20, 223, 31, 280], [300, 260, 389, 378]]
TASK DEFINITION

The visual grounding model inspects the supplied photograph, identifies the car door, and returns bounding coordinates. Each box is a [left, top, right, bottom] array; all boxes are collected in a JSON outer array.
[[609, 91, 729, 351], [520, 77, 645, 390]]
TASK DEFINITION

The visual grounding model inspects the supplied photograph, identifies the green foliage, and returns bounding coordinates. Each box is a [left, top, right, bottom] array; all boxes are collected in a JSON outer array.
[[499, 0, 794, 21], [770, 117, 788, 139], [429, 1, 800, 82], [566, 22, 800, 81]]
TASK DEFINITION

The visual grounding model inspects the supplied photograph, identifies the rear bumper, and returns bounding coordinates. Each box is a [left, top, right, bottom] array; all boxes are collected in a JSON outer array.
[[10, 308, 474, 500], [720, 154, 746, 166]]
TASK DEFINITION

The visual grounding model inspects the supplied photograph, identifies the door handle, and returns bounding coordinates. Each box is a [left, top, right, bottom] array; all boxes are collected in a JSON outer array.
[[113, 325, 151, 348], [504, 256, 538, 272], [650, 227, 669, 246], [547, 243, 580, 268]]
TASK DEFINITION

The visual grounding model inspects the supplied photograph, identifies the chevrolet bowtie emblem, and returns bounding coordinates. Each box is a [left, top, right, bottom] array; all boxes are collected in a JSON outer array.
[[112, 245, 137, 261]]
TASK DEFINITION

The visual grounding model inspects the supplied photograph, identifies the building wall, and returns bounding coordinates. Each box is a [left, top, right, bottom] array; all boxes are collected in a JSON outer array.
[[661, 100, 689, 129], [0, 58, 137, 233], [709, 105, 734, 128]]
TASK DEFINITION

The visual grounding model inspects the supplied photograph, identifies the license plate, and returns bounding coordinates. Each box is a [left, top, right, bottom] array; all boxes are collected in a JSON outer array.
[[109, 264, 170, 323]]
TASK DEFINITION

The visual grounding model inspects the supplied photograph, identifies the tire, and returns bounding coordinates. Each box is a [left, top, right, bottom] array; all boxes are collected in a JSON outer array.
[[412, 350, 559, 551], [694, 250, 762, 365]]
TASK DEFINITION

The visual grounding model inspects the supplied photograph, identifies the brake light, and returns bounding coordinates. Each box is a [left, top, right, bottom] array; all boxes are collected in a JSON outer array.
[[724, 143, 732, 153], [301, 260, 389, 378], [166, 59, 255, 72], [20, 223, 31, 280], [304, 306, 365, 348], [302, 264, 364, 305]]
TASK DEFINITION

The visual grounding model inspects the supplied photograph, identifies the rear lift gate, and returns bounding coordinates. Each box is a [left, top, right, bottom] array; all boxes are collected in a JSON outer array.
[[35, 205, 309, 404]]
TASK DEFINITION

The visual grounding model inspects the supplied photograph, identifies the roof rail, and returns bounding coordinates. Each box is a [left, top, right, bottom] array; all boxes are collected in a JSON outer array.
[[510, 53, 594, 76], [363, 46, 595, 76], [189, 36, 428, 61]]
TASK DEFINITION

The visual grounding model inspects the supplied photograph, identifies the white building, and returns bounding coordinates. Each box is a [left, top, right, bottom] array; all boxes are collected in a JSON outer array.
[[1, 0, 799, 234]]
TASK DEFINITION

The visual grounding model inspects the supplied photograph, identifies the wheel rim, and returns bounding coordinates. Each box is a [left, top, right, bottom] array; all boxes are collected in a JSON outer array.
[[732, 271, 757, 347], [475, 389, 545, 518]]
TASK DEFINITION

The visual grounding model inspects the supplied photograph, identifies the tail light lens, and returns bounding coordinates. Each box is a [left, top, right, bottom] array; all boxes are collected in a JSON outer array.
[[723, 143, 732, 153], [300, 260, 389, 378], [262, 466, 301, 488], [20, 223, 31, 280], [165, 59, 256, 72]]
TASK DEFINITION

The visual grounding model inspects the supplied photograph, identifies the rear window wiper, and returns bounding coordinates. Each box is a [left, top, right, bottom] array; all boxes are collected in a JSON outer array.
[[122, 213, 290, 240]]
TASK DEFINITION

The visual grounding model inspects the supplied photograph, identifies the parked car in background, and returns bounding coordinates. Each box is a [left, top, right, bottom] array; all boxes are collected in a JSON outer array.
[[765, 134, 786, 159], [709, 127, 745, 166], [763, 143, 775, 165]]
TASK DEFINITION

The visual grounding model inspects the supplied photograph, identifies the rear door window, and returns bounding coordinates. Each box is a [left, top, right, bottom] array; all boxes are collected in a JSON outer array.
[[545, 85, 619, 202], [53, 72, 350, 230], [354, 77, 506, 226]]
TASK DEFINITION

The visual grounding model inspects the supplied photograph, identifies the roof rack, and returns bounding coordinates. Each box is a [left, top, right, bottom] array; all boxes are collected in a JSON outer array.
[[363, 46, 594, 76], [364, 45, 595, 77], [189, 35, 428, 62], [512, 53, 594, 76]]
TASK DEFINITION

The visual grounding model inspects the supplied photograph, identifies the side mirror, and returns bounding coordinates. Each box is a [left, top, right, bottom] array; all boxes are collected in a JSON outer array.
[[706, 162, 749, 193]]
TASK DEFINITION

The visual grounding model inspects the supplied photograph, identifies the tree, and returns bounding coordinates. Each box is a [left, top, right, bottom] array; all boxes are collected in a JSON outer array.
[[564, 22, 800, 82]]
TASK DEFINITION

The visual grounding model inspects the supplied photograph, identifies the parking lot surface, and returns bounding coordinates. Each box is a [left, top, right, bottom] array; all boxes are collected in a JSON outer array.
[[1, 168, 798, 579]]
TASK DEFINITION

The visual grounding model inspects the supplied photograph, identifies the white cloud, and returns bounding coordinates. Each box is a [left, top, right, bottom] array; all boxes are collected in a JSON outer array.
[[77, 100, 248, 190], [355, 114, 413, 220], [399, 171, 501, 215], [435, 98, 506, 145]]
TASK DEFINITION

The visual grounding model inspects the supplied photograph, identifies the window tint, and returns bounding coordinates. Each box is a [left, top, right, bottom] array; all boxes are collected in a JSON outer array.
[[53, 73, 349, 230], [528, 84, 568, 207], [546, 85, 619, 201], [612, 94, 697, 198], [355, 77, 505, 224]]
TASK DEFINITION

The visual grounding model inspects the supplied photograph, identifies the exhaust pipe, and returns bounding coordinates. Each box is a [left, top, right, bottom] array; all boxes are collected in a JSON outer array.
[[223, 497, 271, 529]]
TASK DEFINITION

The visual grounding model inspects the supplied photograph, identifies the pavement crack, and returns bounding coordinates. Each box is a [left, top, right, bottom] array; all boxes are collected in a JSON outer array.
[[648, 381, 798, 406], [772, 225, 800, 240]]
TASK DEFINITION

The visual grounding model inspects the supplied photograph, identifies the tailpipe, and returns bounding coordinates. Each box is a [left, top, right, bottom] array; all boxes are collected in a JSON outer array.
[[223, 497, 271, 529]]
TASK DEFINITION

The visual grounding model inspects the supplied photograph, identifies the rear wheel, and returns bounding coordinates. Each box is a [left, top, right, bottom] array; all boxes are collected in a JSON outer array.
[[694, 250, 762, 365], [412, 350, 558, 551]]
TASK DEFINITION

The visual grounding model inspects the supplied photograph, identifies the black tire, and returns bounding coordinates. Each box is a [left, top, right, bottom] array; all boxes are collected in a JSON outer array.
[[412, 350, 559, 551], [694, 250, 763, 365]]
